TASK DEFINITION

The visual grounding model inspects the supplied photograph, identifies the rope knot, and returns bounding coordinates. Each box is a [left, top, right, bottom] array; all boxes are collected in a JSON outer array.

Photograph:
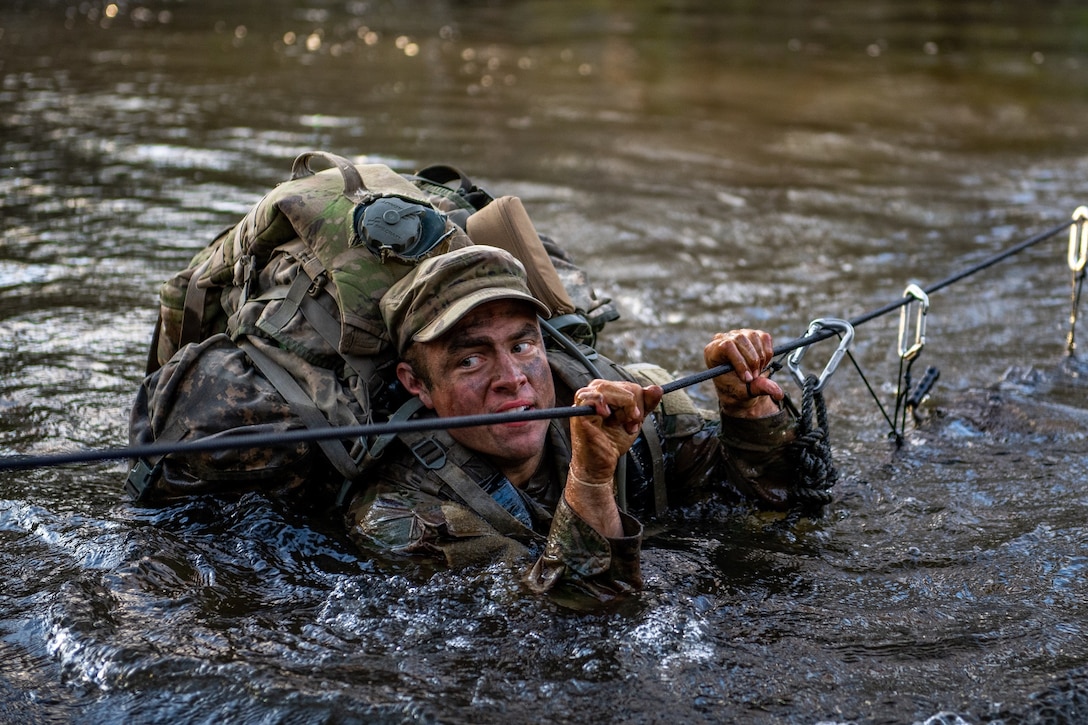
[[788, 373, 839, 508]]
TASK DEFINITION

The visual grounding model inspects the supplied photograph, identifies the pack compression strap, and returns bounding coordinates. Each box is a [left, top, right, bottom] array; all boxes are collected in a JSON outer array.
[[238, 340, 362, 481]]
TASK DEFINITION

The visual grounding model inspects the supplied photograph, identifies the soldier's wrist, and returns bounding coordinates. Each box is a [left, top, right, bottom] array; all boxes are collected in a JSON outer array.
[[568, 468, 613, 488]]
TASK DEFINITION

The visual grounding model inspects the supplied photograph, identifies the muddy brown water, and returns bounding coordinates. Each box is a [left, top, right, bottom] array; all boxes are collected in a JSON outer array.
[[2, 2, 1088, 723]]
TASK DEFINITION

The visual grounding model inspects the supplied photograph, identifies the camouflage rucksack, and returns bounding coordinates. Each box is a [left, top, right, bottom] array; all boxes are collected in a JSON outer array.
[[127, 151, 617, 504]]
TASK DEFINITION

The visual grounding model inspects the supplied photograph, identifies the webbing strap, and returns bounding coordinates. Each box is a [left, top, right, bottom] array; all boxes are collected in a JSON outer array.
[[362, 397, 425, 464], [251, 275, 342, 355], [639, 417, 667, 517], [397, 429, 541, 541], [334, 397, 427, 508], [180, 257, 212, 348], [145, 311, 164, 375], [256, 273, 310, 340], [290, 151, 368, 201], [239, 340, 361, 481]]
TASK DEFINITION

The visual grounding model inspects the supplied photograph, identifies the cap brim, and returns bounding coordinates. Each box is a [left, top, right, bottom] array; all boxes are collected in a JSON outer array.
[[413, 288, 551, 344]]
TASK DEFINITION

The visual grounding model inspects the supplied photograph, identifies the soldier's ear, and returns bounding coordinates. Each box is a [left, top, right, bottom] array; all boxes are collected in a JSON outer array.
[[396, 362, 434, 409]]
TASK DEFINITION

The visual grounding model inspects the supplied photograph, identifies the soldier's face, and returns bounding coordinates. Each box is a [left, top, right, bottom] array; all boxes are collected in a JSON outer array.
[[398, 300, 555, 484]]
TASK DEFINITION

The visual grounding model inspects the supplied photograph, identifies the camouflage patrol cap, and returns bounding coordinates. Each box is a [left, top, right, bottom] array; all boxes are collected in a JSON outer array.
[[381, 244, 551, 355]]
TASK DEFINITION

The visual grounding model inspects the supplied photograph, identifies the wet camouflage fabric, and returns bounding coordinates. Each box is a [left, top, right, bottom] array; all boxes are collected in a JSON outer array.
[[345, 364, 800, 598], [131, 334, 343, 499], [155, 229, 233, 368], [137, 154, 627, 502], [139, 157, 474, 494], [155, 160, 472, 367]]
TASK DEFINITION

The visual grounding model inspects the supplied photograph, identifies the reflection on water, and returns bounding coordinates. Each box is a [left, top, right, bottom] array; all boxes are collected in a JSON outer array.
[[2, 1, 1088, 722]]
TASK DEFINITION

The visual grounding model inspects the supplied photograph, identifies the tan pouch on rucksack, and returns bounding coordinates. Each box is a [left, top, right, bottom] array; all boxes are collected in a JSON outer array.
[[466, 195, 577, 317]]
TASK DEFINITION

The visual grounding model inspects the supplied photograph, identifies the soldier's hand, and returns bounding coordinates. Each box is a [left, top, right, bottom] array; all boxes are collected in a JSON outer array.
[[568, 380, 662, 484], [564, 380, 662, 539], [704, 329, 783, 418]]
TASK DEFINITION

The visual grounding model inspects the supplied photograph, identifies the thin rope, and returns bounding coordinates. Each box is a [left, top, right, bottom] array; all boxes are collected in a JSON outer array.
[[843, 350, 897, 438], [852, 221, 1071, 327]]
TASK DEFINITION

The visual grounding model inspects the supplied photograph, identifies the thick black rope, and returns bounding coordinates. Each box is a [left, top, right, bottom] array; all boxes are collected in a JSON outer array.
[[790, 374, 838, 507], [849, 220, 1072, 328], [0, 220, 1074, 473]]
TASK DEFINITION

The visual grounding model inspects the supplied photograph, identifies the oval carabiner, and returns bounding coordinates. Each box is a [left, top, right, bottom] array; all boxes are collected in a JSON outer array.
[[898, 283, 930, 361], [787, 318, 855, 392], [1070, 206, 1088, 274]]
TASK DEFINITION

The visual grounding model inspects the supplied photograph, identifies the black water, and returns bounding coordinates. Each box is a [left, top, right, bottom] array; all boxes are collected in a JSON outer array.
[[2, 1, 1088, 723]]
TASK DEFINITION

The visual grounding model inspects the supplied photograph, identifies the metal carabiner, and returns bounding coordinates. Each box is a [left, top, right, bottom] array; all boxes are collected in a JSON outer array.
[[1070, 206, 1088, 274], [787, 318, 855, 392], [898, 283, 930, 361]]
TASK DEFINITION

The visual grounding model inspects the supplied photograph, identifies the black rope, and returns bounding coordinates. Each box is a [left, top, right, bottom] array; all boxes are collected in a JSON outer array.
[[790, 374, 837, 507], [0, 405, 599, 472], [849, 220, 1072, 328], [0, 219, 1075, 473], [666, 220, 1073, 396]]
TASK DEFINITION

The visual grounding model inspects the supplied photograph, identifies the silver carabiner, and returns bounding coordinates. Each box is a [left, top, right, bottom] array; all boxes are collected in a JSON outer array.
[[787, 318, 855, 392], [1069, 206, 1088, 274], [898, 283, 930, 361]]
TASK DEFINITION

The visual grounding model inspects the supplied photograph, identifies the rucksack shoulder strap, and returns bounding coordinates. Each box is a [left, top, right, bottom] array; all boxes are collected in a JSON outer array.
[[394, 427, 542, 541]]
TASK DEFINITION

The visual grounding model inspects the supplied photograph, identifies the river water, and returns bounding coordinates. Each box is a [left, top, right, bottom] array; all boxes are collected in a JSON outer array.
[[2, 1, 1088, 723]]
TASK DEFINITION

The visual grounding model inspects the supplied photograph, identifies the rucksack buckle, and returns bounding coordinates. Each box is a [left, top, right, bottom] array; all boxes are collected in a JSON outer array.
[[237, 254, 256, 306], [307, 271, 328, 297], [124, 458, 163, 502], [409, 436, 447, 470]]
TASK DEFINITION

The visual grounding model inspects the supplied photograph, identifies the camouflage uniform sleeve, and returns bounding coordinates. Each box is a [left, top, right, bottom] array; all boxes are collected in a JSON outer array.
[[524, 496, 643, 598], [715, 405, 799, 509], [655, 394, 801, 509]]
